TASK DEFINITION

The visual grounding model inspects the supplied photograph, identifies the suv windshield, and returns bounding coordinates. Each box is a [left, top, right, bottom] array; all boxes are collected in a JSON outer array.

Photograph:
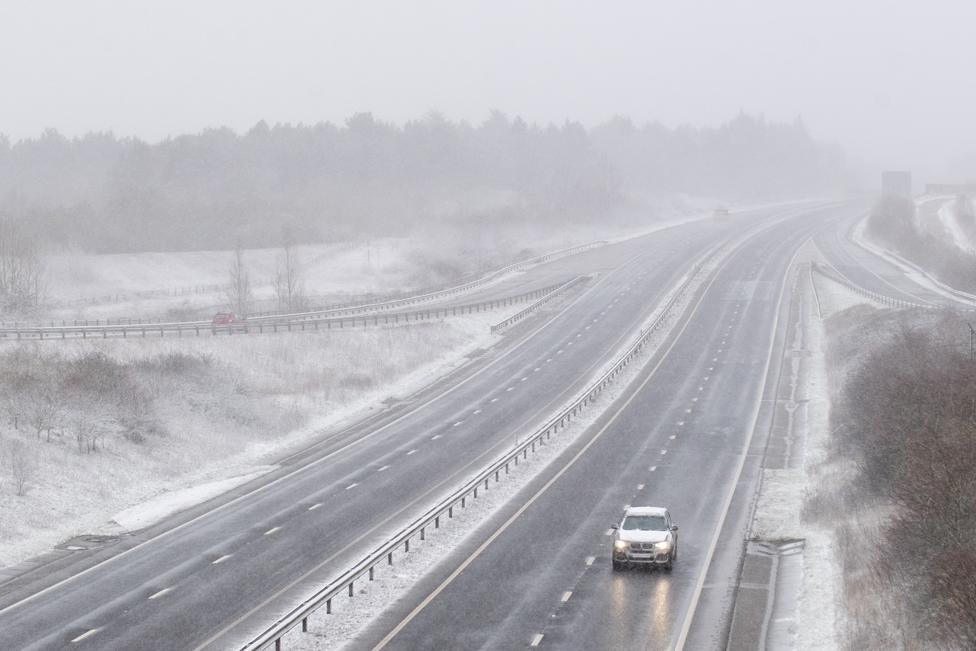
[[621, 515, 668, 531]]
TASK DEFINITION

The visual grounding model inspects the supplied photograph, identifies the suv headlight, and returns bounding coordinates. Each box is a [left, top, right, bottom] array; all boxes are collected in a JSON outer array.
[[654, 541, 673, 552], [613, 540, 629, 551]]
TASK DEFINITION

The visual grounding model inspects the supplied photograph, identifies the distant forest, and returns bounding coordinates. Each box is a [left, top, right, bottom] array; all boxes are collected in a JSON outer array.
[[0, 112, 848, 253]]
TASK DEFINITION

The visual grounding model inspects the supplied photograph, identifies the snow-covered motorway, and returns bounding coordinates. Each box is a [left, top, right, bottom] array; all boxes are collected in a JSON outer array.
[[0, 203, 844, 650]]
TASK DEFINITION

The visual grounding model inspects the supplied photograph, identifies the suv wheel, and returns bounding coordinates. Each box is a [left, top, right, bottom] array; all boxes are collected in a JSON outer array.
[[612, 559, 624, 572]]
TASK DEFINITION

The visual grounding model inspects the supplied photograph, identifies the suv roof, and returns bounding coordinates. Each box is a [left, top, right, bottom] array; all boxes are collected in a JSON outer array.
[[623, 506, 667, 517]]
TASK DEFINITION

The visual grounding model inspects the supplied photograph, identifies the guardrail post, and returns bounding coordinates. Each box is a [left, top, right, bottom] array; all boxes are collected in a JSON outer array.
[[448, 506, 453, 518], [327, 599, 332, 614], [276, 639, 281, 650], [473, 487, 478, 499], [421, 526, 426, 541], [405, 539, 410, 553], [435, 516, 440, 529], [388, 552, 393, 565], [461, 496, 466, 508], [302, 618, 308, 632], [369, 566, 375, 580], [349, 582, 354, 597]]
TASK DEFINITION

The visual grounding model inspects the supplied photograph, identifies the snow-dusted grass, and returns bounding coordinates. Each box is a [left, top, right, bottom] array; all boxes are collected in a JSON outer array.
[[0, 311, 511, 569], [35, 195, 726, 323]]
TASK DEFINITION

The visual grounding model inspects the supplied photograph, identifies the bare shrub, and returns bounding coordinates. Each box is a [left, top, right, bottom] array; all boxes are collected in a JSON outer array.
[[7, 441, 34, 496], [835, 311, 976, 647]]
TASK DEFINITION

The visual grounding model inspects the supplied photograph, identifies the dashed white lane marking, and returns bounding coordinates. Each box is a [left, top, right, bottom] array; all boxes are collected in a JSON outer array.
[[531, 633, 544, 647], [264, 526, 281, 535], [637, 483, 645, 490], [534, 368, 540, 372], [212, 554, 232, 564], [473, 409, 482, 415], [567, 341, 574, 346], [453, 421, 464, 427], [406, 449, 417, 455], [557, 350, 564, 355], [491, 398, 499, 403], [669, 435, 676, 440], [704, 375, 710, 380], [660, 449, 668, 455], [561, 591, 573, 602], [71, 629, 100, 643], [521, 377, 528, 382], [576, 333, 582, 338], [345, 483, 359, 490], [685, 408, 692, 413], [506, 387, 514, 392], [698, 386, 704, 391], [546, 358, 553, 363], [431, 434, 442, 440], [678, 421, 685, 426], [718, 348, 723, 353], [650, 466, 658, 471], [692, 397, 698, 402], [148, 587, 172, 600], [712, 358, 718, 362], [604, 528, 614, 536], [585, 556, 596, 566], [377, 465, 391, 472], [307, 503, 322, 511], [585, 325, 591, 330]]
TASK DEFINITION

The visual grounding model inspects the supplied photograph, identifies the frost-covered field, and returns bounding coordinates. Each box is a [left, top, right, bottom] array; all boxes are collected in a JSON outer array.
[[0, 311, 511, 568], [36, 197, 719, 322]]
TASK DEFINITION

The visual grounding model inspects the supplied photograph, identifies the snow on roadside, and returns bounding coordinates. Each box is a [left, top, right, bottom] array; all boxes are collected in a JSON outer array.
[[935, 199, 976, 254], [851, 216, 976, 305], [0, 310, 518, 570], [748, 271, 846, 650], [111, 467, 275, 531]]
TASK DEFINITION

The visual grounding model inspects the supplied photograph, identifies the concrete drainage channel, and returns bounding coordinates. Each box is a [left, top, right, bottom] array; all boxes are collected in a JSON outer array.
[[727, 539, 806, 651]]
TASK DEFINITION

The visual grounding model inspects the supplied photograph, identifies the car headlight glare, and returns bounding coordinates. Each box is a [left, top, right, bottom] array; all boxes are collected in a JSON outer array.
[[654, 541, 673, 552], [613, 540, 628, 551]]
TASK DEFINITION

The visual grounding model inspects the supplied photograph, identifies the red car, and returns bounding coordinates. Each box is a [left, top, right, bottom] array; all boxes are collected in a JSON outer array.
[[212, 312, 239, 326]]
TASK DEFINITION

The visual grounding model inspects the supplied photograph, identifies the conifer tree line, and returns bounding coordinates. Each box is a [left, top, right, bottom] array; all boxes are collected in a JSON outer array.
[[0, 112, 849, 254]]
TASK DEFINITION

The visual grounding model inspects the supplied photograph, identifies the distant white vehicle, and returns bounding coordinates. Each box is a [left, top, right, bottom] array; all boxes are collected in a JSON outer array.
[[610, 506, 678, 571]]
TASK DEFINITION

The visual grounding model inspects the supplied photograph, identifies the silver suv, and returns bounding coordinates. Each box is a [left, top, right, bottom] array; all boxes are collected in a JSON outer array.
[[611, 506, 678, 571]]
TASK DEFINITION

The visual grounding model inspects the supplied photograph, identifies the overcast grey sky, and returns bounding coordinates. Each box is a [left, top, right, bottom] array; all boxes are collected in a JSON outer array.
[[2, 1, 975, 181]]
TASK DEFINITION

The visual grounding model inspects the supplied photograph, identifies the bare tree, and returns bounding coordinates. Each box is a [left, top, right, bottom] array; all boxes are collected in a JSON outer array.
[[226, 245, 252, 316], [8, 441, 34, 496], [273, 235, 306, 312], [0, 219, 45, 311]]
